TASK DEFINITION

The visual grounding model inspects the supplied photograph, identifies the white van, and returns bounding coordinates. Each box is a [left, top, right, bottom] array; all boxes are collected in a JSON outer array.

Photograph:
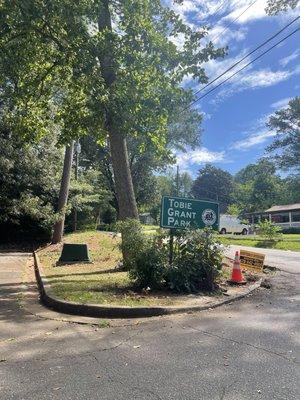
[[219, 214, 250, 235]]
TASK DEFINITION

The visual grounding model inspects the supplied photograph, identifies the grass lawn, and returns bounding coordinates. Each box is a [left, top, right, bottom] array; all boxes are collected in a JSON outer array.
[[141, 224, 160, 235], [38, 229, 255, 307], [219, 234, 300, 251], [38, 230, 187, 307], [141, 225, 300, 251]]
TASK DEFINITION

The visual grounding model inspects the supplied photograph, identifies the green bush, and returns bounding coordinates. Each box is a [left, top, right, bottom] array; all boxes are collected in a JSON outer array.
[[116, 219, 147, 270], [258, 220, 282, 242], [117, 219, 167, 288], [166, 229, 223, 292], [129, 244, 166, 289], [116, 220, 224, 292]]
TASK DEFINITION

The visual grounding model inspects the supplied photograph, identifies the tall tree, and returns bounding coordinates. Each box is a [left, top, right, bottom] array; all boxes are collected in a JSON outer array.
[[0, 0, 225, 224], [97, 0, 138, 219], [191, 165, 234, 213], [234, 160, 283, 212], [0, 127, 63, 241], [266, 97, 300, 173]]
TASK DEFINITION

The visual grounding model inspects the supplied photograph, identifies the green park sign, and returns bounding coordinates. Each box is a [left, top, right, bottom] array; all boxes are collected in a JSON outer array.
[[160, 196, 219, 230]]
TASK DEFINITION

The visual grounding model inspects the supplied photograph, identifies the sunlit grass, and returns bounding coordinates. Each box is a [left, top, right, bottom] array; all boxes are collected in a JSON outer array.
[[219, 236, 300, 251], [38, 230, 188, 306]]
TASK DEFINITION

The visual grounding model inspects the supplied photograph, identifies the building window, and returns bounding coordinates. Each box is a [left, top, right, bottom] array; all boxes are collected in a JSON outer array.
[[271, 213, 289, 223], [292, 212, 300, 222]]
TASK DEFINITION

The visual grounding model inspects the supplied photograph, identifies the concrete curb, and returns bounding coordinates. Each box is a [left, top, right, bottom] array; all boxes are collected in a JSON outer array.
[[34, 251, 262, 319]]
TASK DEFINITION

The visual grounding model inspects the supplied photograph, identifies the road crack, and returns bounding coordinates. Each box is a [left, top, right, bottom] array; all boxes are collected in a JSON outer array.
[[182, 324, 299, 365]]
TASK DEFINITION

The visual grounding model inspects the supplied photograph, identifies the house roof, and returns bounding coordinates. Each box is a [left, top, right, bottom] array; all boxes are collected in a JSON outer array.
[[265, 204, 300, 213]]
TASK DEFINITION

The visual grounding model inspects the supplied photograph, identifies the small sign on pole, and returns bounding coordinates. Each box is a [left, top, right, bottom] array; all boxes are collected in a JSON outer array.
[[160, 196, 219, 230], [240, 250, 265, 272]]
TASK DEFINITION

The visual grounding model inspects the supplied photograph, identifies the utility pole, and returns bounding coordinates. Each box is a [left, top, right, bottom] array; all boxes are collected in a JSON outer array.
[[169, 165, 180, 265], [176, 164, 180, 196]]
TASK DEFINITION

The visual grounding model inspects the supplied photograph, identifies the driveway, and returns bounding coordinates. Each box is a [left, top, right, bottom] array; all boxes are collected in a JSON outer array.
[[0, 252, 299, 400], [226, 245, 300, 274]]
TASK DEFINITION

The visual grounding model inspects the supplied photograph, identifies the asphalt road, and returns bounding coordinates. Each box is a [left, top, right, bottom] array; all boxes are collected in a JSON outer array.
[[0, 252, 299, 400], [227, 245, 300, 274]]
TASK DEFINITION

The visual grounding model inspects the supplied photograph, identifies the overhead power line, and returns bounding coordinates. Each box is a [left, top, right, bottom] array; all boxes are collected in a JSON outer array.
[[189, 1, 257, 66], [192, 15, 300, 100], [210, 0, 258, 43], [188, 26, 300, 107], [205, 0, 228, 23]]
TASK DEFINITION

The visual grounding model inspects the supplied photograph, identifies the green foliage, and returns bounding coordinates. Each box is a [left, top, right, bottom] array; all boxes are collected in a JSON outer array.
[[116, 220, 224, 292], [265, 0, 298, 15], [116, 219, 148, 271], [0, 0, 225, 148], [116, 219, 166, 288], [166, 229, 223, 293], [149, 203, 161, 225], [128, 245, 167, 289], [227, 204, 242, 216], [257, 220, 282, 242], [192, 164, 235, 213], [266, 97, 300, 173], [281, 175, 300, 205], [0, 128, 63, 240], [234, 159, 283, 213], [0, 0, 227, 227], [146, 170, 193, 223], [66, 168, 112, 230]]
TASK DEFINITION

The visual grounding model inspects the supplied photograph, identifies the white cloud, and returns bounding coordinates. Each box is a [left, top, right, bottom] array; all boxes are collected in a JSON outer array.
[[208, 24, 248, 46], [212, 65, 300, 104], [203, 49, 250, 79], [225, 0, 268, 24], [229, 110, 278, 151], [196, 0, 231, 21], [231, 130, 276, 150], [176, 147, 226, 172], [280, 50, 300, 67], [237, 68, 292, 88], [271, 97, 292, 108], [166, 0, 300, 105]]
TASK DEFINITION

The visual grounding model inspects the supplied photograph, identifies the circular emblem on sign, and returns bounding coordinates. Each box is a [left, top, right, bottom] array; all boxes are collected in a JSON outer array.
[[202, 209, 217, 226]]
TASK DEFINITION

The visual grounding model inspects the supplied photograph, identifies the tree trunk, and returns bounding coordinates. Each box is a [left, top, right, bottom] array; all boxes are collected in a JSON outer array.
[[109, 130, 138, 219], [52, 142, 74, 243], [97, 0, 138, 220], [72, 139, 79, 231]]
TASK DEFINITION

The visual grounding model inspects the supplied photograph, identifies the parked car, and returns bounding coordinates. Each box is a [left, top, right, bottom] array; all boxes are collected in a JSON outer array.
[[219, 214, 250, 235]]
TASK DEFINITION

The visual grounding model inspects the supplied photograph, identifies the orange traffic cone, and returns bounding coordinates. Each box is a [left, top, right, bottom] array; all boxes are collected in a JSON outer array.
[[229, 251, 246, 284]]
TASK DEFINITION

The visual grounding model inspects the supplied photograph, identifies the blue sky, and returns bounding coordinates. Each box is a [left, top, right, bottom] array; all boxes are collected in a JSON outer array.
[[168, 0, 300, 176]]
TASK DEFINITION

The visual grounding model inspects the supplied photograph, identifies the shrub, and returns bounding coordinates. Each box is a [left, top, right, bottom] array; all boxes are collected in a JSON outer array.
[[116, 219, 167, 288], [129, 244, 167, 289], [258, 220, 282, 242], [116, 219, 147, 270], [116, 220, 225, 292], [166, 229, 224, 293]]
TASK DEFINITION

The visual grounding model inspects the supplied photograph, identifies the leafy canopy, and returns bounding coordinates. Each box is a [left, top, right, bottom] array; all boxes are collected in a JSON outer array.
[[234, 159, 283, 213], [0, 0, 225, 154], [266, 97, 300, 173], [191, 164, 235, 213], [265, 0, 299, 15]]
